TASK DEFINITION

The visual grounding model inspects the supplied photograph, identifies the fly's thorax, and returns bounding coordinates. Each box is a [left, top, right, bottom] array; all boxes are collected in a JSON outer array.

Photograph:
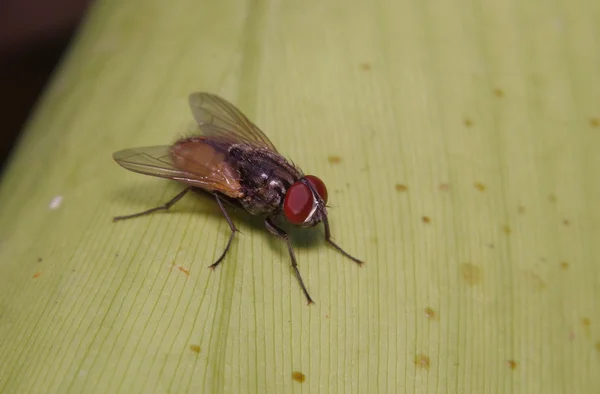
[[228, 145, 303, 216]]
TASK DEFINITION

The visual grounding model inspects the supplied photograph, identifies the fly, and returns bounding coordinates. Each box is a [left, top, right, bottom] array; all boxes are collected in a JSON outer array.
[[112, 92, 364, 304]]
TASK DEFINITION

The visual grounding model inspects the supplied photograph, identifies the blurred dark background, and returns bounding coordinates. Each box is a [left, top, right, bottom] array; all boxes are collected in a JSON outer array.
[[0, 0, 91, 172]]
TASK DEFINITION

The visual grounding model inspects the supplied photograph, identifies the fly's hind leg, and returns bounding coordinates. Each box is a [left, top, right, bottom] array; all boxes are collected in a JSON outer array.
[[208, 192, 239, 270], [113, 187, 191, 222], [264, 217, 314, 305]]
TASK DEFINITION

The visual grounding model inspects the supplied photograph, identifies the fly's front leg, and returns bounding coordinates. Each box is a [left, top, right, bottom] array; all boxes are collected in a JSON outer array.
[[113, 187, 191, 222], [322, 214, 365, 266], [264, 217, 314, 305], [209, 192, 239, 269]]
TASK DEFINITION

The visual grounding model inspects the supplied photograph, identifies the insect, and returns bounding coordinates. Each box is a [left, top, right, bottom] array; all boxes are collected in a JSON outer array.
[[112, 92, 364, 304]]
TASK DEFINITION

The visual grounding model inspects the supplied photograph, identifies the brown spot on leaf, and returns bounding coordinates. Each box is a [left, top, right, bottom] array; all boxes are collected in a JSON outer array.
[[328, 155, 342, 164], [189, 345, 201, 353], [560, 261, 569, 270], [464, 118, 474, 127], [590, 117, 599, 127], [562, 219, 571, 226], [395, 184, 408, 192], [548, 194, 557, 203], [422, 216, 431, 224], [517, 206, 526, 214], [439, 183, 451, 191], [493, 88, 505, 98], [170, 262, 190, 276], [37, 257, 43, 262], [424, 307, 436, 319], [360, 62, 372, 71], [582, 317, 592, 339], [178, 266, 190, 276], [460, 263, 482, 285], [474, 182, 486, 191], [292, 371, 306, 383], [502, 225, 512, 235], [507, 360, 518, 370], [414, 354, 430, 370], [32, 272, 42, 278], [524, 270, 546, 291]]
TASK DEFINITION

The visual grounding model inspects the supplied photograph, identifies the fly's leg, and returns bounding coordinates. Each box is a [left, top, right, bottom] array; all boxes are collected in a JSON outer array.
[[113, 187, 191, 222], [322, 214, 365, 266], [264, 217, 314, 305], [208, 192, 239, 270]]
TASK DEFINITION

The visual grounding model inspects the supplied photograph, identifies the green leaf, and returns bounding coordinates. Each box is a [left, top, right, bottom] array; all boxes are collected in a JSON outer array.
[[1, 0, 599, 392]]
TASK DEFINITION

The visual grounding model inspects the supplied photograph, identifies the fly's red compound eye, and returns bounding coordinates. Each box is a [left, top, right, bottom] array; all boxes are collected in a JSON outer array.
[[283, 182, 314, 225], [283, 176, 328, 225], [305, 175, 328, 203]]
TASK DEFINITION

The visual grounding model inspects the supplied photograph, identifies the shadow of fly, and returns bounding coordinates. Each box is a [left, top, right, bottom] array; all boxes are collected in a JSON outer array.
[[112, 92, 364, 305]]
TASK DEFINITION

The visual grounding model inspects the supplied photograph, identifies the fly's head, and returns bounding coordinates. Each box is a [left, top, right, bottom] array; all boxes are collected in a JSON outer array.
[[282, 175, 329, 228]]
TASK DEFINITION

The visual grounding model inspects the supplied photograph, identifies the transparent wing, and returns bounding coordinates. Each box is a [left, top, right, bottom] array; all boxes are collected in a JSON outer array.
[[113, 144, 243, 198], [188, 92, 279, 152]]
